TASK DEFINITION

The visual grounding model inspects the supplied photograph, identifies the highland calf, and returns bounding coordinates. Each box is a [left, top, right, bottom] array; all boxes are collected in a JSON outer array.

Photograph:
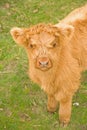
[[10, 4, 87, 127]]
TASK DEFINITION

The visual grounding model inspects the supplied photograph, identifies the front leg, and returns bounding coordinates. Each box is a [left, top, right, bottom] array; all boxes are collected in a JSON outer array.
[[59, 96, 72, 127], [47, 95, 58, 113]]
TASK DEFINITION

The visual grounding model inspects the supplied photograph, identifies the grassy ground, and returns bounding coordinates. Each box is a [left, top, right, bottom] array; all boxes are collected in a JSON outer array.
[[0, 0, 87, 130]]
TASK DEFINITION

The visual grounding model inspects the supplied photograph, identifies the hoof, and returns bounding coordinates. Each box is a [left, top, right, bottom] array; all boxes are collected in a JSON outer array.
[[47, 106, 57, 113], [59, 121, 69, 127]]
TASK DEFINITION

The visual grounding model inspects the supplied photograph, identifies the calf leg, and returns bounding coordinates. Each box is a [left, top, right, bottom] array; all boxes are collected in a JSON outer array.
[[47, 95, 58, 112], [59, 96, 72, 127]]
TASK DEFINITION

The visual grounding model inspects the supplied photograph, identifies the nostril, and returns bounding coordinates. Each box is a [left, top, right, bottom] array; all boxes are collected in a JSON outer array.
[[39, 61, 49, 66]]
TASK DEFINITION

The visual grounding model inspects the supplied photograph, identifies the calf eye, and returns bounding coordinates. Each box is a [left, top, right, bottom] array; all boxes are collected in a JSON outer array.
[[48, 42, 57, 49], [53, 43, 56, 47], [29, 44, 36, 49], [30, 44, 33, 48]]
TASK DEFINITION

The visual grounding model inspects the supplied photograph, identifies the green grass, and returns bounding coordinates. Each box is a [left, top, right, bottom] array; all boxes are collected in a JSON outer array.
[[0, 0, 87, 130]]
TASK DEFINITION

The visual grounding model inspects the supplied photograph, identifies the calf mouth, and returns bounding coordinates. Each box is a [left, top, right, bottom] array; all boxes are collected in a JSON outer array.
[[36, 65, 52, 71]]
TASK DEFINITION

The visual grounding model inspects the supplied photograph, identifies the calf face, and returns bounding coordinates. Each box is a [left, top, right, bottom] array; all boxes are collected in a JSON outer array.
[[10, 24, 74, 72], [28, 31, 60, 71]]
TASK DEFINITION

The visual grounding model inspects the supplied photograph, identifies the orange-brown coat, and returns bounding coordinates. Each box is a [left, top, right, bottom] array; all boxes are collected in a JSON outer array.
[[10, 4, 87, 127]]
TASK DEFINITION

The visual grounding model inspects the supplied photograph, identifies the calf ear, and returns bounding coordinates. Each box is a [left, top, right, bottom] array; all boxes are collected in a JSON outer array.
[[54, 24, 74, 41], [10, 27, 27, 46]]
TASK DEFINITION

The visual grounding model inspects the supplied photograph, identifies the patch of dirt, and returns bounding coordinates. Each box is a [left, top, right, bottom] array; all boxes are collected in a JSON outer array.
[[5, 108, 12, 117], [0, 58, 18, 74], [19, 113, 31, 122], [3, 3, 10, 9]]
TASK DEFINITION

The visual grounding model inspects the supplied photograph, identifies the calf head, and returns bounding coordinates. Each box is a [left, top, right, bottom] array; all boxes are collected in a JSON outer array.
[[10, 24, 74, 71]]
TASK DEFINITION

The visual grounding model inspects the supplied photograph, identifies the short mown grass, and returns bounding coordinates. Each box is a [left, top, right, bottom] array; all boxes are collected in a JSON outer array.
[[0, 0, 87, 130]]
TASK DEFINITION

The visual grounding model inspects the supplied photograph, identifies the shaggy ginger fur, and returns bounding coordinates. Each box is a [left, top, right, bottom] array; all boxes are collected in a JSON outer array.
[[10, 4, 87, 127]]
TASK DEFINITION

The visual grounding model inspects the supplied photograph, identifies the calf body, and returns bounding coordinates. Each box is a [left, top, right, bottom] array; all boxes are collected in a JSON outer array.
[[10, 4, 87, 127]]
